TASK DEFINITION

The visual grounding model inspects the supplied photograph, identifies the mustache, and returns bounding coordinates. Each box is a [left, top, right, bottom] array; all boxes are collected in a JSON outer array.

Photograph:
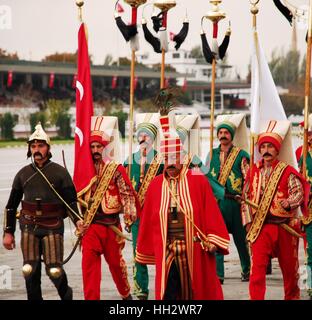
[[220, 137, 228, 141], [92, 152, 102, 157], [263, 152, 272, 157], [33, 152, 43, 158], [139, 140, 146, 145]]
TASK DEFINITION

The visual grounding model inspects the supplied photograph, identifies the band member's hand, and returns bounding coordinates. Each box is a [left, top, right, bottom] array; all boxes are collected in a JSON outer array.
[[125, 224, 132, 233], [208, 243, 217, 254], [280, 199, 290, 210], [3, 232, 15, 250], [75, 220, 87, 236]]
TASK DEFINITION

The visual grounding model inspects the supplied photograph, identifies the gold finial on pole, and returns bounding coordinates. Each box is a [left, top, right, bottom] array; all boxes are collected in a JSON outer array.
[[76, 0, 84, 22], [124, 0, 147, 8], [250, 0, 260, 28], [204, 0, 226, 23]]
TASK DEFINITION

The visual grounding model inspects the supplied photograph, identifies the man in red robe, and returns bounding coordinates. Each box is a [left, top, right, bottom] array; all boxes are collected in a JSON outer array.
[[241, 120, 309, 300], [77, 116, 138, 300], [135, 89, 230, 300]]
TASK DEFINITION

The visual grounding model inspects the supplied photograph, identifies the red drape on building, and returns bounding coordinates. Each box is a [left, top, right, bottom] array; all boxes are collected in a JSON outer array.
[[48, 73, 55, 88], [112, 75, 118, 89], [7, 71, 13, 87]]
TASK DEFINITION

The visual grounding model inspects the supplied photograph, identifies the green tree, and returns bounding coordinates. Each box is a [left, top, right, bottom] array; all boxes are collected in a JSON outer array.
[[0, 113, 18, 140], [0, 48, 19, 60], [45, 99, 72, 139], [189, 45, 204, 59], [109, 110, 128, 138], [29, 111, 47, 132]]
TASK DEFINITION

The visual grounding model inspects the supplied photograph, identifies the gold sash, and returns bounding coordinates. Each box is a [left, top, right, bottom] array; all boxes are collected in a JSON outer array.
[[137, 153, 162, 207], [218, 146, 241, 186], [246, 161, 287, 243], [84, 162, 118, 226]]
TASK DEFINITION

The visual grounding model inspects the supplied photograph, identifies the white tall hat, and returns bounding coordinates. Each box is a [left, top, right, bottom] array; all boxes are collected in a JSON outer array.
[[90, 116, 120, 162], [175, 114, 200, 156], [215, 113, 249, 152], [28, 123, 50, 145]]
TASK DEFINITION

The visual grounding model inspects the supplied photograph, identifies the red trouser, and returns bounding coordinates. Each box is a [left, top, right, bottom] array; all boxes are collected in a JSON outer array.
[[81, 223, 130, 300], [249, 223, 300, 300]]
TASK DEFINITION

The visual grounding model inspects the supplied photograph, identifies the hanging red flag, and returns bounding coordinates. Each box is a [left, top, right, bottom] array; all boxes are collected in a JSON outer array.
[[7, 71, 13, 87], [165, 77, 170, 88], [182, 78, 187, 92], [48, 73, 55, 88], [134, 76, 138, 90], [72, 73, 77, 89], [112, 75, 118, 89], [117, 3, 124, 13], [73, 23, 96, 196], [169, 32, 176, 41]]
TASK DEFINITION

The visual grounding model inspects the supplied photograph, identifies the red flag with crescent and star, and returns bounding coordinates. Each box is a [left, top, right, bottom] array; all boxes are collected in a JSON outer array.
[[73, 23, 96, 196]]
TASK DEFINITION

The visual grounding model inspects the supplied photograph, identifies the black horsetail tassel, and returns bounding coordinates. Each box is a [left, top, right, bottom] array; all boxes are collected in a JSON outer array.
[[152, 12, 164, 33], [173, 22, 189, 50], [115, 16, 138, 41], [273, 0, 293, 25], [201, 33, 214, 64], [142, 22, 162, 53], [218, 33, 230, 60]]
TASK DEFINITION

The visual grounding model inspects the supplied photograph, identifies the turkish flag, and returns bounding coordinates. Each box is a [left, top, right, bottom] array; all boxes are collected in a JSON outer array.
[[182, 78, 187, 92], [169, 32, 175, 41], [117, 3, 124, 13], [112, 75, 118, 89], [73, 23, 96, 196], [48, 73, 55, 88], [7, 71, 13, 87]]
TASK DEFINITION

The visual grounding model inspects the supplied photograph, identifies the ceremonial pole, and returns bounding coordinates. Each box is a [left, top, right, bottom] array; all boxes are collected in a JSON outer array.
[[303, 0, 312, 178], [201, 1, 229, 160], [115, 0, 146, 178], [249, 0, 260, 173], [154, 1, 177, 88]]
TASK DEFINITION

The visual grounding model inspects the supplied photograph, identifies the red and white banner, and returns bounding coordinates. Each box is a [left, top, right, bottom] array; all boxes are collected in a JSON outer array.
[[48, 73, 55, 88], [7, 70, 13, 87], [112, 75, 118, 89], [73, 23, 96, 196]]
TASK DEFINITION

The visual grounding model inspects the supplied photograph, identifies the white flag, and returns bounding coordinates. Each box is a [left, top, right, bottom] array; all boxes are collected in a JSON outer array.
[[250, 29, 297, 168]]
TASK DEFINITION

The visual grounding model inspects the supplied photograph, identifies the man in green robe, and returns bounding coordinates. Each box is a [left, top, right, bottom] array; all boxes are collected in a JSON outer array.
[[124, 113, 163, 300], [206, 113, 251, 284]]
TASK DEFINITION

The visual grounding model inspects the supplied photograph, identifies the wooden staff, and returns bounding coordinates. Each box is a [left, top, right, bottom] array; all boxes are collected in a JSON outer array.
[[249, 0, 260, 173], [303, 0, 312, 178]]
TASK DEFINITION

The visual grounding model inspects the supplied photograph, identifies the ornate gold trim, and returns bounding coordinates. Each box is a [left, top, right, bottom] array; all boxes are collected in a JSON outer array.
[[83, 162, 118, 226], [246, 161, 287, 243], [218, 146, 241, 186]]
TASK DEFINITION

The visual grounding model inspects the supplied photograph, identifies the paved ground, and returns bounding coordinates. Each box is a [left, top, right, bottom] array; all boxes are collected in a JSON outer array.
[[0, 144, 310, 300]]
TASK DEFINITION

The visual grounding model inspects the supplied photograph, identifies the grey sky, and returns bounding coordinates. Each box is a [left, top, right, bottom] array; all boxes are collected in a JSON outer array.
[[0, 0, 309, 77]]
